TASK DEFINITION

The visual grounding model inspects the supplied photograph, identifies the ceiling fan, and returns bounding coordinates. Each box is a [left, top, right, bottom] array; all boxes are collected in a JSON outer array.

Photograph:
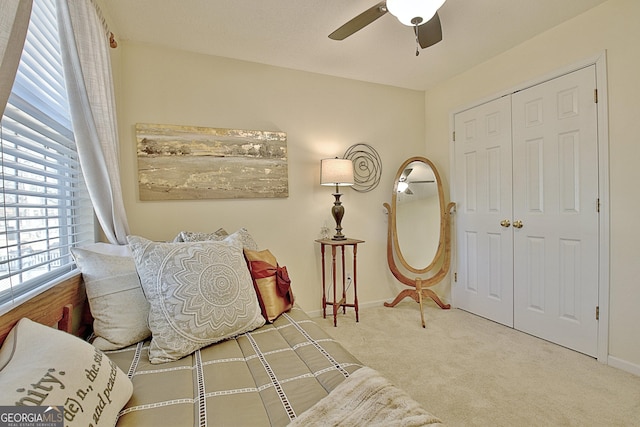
[[397, 167, 435, 194], [329, 0, 445, 55]]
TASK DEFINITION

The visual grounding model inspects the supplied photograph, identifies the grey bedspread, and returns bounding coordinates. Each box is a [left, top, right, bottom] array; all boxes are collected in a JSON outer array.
[[106, 307, 363, 426]]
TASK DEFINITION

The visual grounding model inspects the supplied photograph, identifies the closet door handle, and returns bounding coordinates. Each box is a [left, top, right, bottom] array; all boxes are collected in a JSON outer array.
[[513, 220, 524, 229], [500, 219, 511, 228]]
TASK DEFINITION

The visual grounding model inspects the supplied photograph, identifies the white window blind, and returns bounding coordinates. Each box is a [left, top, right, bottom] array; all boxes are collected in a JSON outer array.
[[0, 0, 94, 309]]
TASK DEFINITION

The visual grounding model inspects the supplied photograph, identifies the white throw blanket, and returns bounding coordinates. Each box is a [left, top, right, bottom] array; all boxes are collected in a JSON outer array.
[[288, 367, 444, 427]]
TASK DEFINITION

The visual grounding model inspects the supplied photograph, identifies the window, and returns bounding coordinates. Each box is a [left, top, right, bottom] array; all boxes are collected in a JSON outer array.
[[0, 0, 94, 310]]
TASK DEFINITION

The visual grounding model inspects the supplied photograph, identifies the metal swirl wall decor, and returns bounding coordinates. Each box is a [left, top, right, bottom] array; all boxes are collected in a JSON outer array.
[[343, 143, 382, 193]]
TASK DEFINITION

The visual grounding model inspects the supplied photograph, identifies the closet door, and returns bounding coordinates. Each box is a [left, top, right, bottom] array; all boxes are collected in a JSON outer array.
[[511, 65, 599, 356], [452, 96, 514, 327]]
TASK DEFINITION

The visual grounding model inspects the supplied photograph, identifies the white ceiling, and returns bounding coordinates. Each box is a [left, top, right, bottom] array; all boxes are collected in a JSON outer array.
[[100, 0, 608, 91]]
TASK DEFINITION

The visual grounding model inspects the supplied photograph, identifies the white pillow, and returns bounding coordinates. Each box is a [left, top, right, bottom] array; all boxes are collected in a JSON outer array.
[[79, 242, 133, 257], [0, 318, 133, 426], [127, 235, 265, 364], [71, 247, 151, 350]]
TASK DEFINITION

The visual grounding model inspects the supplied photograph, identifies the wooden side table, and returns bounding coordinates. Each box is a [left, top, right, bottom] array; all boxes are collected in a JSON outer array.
[[315, 238, 364, 326]]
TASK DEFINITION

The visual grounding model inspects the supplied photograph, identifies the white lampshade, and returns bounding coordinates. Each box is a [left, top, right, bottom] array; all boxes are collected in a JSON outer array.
[[386, 0, 446, 26], [320, 158, 354, 187]]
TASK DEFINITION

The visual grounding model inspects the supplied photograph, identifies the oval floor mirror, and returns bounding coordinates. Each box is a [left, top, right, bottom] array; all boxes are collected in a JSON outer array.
[[383, 156, 455, 327]]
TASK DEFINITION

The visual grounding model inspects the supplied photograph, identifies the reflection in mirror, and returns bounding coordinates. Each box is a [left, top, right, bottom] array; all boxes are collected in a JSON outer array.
[[384, 156, 455, 327], [395, 161, 441, 270]]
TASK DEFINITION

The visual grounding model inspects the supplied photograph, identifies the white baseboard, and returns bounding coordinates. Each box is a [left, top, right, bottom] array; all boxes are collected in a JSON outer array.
[[608, 355, 640, 377]]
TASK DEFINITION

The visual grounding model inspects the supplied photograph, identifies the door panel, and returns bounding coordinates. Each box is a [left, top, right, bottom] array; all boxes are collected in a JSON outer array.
[[512, 65, 599, 356], [453, 96, 513, 326], [524, 236, 545, 312]]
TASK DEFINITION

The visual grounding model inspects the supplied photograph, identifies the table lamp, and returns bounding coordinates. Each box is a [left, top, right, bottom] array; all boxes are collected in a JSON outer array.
[[320, 157, 354, 240]]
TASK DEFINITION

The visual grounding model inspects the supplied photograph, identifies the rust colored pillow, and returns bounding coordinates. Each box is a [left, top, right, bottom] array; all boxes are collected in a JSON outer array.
[[244, 248, 294, 322]]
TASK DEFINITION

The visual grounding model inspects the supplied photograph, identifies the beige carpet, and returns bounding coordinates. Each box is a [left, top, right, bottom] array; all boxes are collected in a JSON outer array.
[[315, 301, 640, 426]]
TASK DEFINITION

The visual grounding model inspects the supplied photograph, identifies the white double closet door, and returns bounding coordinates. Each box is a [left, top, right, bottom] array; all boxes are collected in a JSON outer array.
[[452, 65, 600, 357]]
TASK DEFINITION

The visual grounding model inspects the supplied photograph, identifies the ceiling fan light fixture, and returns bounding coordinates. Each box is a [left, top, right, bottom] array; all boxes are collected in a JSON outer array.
[[386, 0, 446, 27]]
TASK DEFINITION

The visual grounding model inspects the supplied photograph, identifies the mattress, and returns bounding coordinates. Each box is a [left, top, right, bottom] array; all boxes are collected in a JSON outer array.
[[106, 307, 363, 426]]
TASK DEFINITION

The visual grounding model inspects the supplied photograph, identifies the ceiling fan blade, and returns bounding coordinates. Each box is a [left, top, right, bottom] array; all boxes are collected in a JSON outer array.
[[400, 167, 413, 181], [417, 11, 442, 49], [329, 1, 388, 41]]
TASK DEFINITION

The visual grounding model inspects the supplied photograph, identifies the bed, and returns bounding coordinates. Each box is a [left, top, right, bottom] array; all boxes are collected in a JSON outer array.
[[0, 229, 443, 426]]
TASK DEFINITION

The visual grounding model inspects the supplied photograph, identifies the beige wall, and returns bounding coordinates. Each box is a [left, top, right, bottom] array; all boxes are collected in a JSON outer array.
[[110, 0, 639, 372], [424, 0, 640, 370], [112, 41, 427, 316]]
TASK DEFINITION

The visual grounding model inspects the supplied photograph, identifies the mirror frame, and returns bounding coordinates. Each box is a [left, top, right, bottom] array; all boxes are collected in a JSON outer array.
[[391, 156, 446, 275], [383, 156, 456, 326]]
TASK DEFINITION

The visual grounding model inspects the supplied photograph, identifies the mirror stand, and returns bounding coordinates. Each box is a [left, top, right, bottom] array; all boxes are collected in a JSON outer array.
[[383, 201, 455, 327]]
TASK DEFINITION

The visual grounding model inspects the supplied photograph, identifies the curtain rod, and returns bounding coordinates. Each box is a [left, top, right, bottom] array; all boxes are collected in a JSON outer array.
[[89, 0, 117, 48]]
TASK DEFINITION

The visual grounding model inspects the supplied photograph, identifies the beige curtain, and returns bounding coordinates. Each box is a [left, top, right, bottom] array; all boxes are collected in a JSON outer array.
[[57, 0, 130, 244], [0, 0, 32, 117]]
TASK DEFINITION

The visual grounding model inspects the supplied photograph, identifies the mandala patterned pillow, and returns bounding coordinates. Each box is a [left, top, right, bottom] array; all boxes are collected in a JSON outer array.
[[176, 227, 228, 243], [127, 235, 265, 364], [181, 227, 259, 252], [223, 228, 259, 250]]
